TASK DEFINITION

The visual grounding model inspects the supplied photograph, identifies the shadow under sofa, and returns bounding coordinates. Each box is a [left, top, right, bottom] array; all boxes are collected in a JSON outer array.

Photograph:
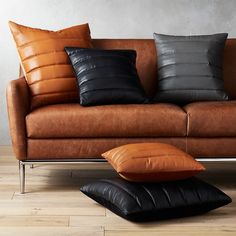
[[6, 39, 236, 193]]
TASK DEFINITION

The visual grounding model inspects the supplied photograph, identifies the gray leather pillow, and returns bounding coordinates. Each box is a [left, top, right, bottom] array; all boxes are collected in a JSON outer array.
[[153, 33, 229, 104]]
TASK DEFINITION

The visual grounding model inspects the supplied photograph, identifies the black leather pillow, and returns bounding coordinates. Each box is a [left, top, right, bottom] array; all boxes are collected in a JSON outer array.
[[153, 33, 229, 104], [80, 178, 231, 222], [65, 47, 148, 106]]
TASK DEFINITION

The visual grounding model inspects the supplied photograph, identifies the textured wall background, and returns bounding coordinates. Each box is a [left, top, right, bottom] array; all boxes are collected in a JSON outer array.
[[0, 0, 236, 145]]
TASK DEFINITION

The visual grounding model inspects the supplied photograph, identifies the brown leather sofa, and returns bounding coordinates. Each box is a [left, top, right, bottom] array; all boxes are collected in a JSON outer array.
[[7, 39, 236, 193]]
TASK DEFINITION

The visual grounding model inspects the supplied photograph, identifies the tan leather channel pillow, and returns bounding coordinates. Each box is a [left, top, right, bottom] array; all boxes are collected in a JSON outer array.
[[9, 21, 92, 109], [102, 143, 205, 182]]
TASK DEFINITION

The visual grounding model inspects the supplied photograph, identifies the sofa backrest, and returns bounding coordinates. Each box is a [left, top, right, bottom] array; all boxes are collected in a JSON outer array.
[[19, 39, 236, 100], [223, 39, 236, 99], [93, 39, 236, 99]]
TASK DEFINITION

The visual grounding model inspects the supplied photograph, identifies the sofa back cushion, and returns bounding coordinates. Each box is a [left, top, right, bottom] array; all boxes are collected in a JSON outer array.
[[9, 21, 92, 109], [223, 39, 236, 100]]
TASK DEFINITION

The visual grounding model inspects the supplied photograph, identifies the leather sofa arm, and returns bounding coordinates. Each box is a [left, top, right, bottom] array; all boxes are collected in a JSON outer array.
[[6, 77, 30, 160]]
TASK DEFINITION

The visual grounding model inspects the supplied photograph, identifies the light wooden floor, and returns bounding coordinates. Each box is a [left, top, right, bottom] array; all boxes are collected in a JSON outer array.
[[0, 146, 235, 236]]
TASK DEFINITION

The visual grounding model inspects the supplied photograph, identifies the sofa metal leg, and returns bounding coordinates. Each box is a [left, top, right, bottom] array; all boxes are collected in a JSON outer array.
[[30, 164, 34, 168], [19, 161, 25, 194]]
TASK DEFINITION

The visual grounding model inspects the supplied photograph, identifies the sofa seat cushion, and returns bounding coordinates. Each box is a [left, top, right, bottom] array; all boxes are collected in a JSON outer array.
[[26, 104, 187, 138], [185, 101, 236, 137]]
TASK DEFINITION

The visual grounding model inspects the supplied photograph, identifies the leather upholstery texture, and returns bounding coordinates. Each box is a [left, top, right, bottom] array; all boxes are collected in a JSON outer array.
[[223, 39, 236, 99], [185, 101, 236, 137], [26, 138, 236, 160], [80, 178, 231, 222], [187, 138, 236, 157], [153, 33, 229, 103], [92, 39, 157, 98], [65, 47, 148, 106], [27, 138, 187, 159], [102, 143, 205, 182], [9, 21, 92, 109], [6, 78, 30, 160], [26, 103, 187, 138]]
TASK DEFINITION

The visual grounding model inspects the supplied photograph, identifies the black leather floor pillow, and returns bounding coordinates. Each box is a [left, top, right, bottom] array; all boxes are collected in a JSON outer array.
[[65, 47, 148, 106], [80, 177, 231, 222]]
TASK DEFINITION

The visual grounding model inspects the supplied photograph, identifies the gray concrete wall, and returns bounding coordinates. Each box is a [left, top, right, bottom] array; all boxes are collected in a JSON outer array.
[[1, 0, 236, 144]]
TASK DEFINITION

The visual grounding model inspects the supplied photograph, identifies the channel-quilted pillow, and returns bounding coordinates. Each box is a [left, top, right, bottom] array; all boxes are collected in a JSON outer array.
[[9, 21, 92, 109], [65, 47, 148, 106], [80, 178, 231, 222], [102, 143, 205, 182], [153, 33, 229, 104]]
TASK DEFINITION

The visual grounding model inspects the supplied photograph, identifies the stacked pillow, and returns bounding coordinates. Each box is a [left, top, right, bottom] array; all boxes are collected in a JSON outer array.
[[81, 143, 231, 221], [101, 143, 205, 182]]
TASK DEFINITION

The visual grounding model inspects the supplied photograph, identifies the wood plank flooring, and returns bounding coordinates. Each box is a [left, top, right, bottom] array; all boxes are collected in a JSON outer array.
[[0, 145, 235, 235]]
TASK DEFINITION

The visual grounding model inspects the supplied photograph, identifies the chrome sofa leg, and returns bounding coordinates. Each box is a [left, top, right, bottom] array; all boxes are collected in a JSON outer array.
[[30, 164, 34, 168], [19, 161, 25, 194]]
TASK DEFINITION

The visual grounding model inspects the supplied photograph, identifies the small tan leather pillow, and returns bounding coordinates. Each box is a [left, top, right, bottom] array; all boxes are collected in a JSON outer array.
[[102, 143, 205, 182], [9, 21, 92, 109]]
